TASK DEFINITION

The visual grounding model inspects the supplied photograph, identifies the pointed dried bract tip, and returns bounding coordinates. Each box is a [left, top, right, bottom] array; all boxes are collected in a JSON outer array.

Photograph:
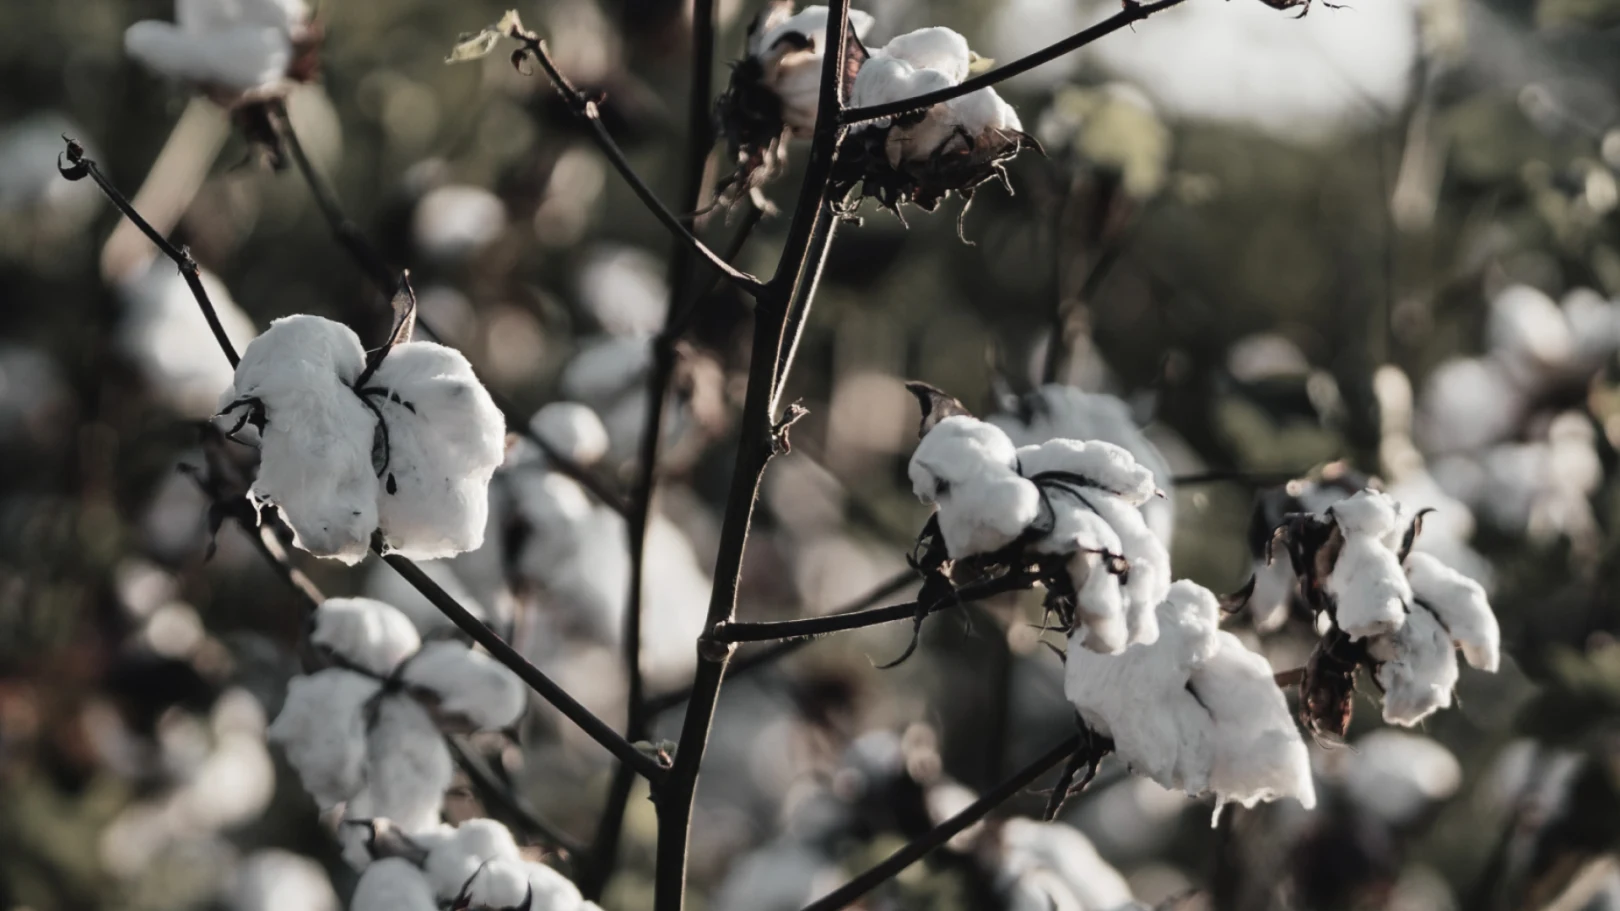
[[1218, 574, 1257, 614], [905, 380, 972, 437]]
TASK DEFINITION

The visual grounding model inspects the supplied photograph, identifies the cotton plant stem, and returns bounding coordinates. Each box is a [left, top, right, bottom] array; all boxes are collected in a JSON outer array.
[[710, 572, 1033, 643], [581, 2, 720, 898], [838, 0, 1194, 126], [796, 734, 1085, 911], [445, 735, 589, 857], [651, 6, 856, 907]]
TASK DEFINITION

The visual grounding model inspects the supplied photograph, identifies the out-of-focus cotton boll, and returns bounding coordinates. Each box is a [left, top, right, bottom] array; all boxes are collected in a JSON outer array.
[[578, 245, 668, 336], [230, 849, 338, 911], [1417, 357, 1526, 455], [310, 596, 422, 676], [1073, 0, 1419, 142], [412, 185, 506, 262], [118, 261, 256, 418], [267, 668, 379, 808], [1072, 776, 1189, 861], [124, 0, 312, 100], [1384, 472, 1493, 587], [218, 315, 377, 563], [351, 857, 438, 911], [369, 341, 506, 560], [713, 839, 844, 911], [1560, 287, 1620, 369], [1323, 729, 1461, 827], [531, 401, 611, 467], [400, 641, 526, 731], [994, 818, 1135, 911], [1488, 284, 1578, 390], [0, 344, 72, 452], [171, 728, 275, 831], [992, 385, 1176, 545], [423, 818, 524, 901]]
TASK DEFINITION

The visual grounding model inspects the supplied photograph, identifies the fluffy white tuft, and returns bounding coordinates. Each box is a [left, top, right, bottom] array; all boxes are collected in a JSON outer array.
[[423, 818, 525, 901], [908, 416, 1040, 558], [351, 858, 438, 911], [1368, 600, 1458, 726], [1405, 551, 1500, 672], [1326, 489, 1412, 640], [266, 668, 378, 808], [401, 641, 527, 731], [531, 401, 611, 467], [310, 596, 421, 676]]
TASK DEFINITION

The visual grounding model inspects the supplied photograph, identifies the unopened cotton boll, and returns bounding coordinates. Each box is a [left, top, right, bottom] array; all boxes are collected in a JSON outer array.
[[1404, 551, 1499, 672], [531, 401, 611, 467], [369, 341, 506, 560], [124, 0, 311, 99], [220, 315, 378, 563], [1325, 490, 1412, 640], [424, 818, 525, 900], [266, 668, 379, 808], [310, 596, 422, 676], [400, 641, 526, 731], [909, 416, 1041, 558], [352, 858, 438, 911]]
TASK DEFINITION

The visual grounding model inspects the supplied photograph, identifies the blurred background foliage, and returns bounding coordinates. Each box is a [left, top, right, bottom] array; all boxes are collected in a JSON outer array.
[[7, 0, 1620, 908]]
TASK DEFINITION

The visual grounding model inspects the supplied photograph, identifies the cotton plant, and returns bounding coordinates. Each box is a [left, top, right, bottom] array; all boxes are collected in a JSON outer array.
[[124, 0, 320, 106], [349, 818, 602, 911], [267, 596, 526, 864], [991, 818, 1137, 911], [1257, 487, 1501, 734], [905, 383, 1170, 655], [1065, 580, 1317, 821], [214, 301, 506, 564]]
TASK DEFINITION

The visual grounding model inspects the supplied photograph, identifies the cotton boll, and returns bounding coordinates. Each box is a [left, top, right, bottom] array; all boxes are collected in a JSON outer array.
[[413, 185, 505, 262], [713, 839, 844, 911], [1192, 632, 1316, 815], [349, 696, 453, 836], [424, 819, 524, 901], [230, 848, 338, 911], [1560, 287, 1620, 369], [559, 335, 651, 405], [1404, 551, 1499, 671], [352, 858, 438, 911], [117, 261, 256, 418], [578, 245, 668, 336], [401, 641, 526, 731], [531, 402, 610, 467], [456, 859, 534, 909], [1015, 439, 1157, 505], [369, 341, 506, 560], [526, 862, 587, 911], [364, 556, 491, 634], [750, 5, 877, 135], [1326, 490, 1411, 640], [223, 315, 377, 563], [875, 27, 973, 83], [1488, 284, 1577, 390], [1071, 492, 1167, 647], [1417, 357, 1526, 455], [1334, 729, 1461, 827], [1247, 557, 1297, 632], [310, 596, 421, 676], [125, 23, 293, 93], [266, 669, 379, 808], [909, 416, 1041, 558], [994, 819, 1135, 911], [1368, 602, 1458, 726]]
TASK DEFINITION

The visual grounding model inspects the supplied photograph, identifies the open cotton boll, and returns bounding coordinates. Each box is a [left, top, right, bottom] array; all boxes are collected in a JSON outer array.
[[456, 859, 534, 909], [1325, 490, 1411, 640], [231, 848, 338, 911], [1333, 729, 1461, 827], [1417, 357, 1526, 455], [117, 262, 256, 419], [1015, 439, 1157, 505], [352, 858, 438, 911], [1368, 601, 1458, 726], [401, 641, 526, 731], [995, 819, 1135, 911], [526, 862, 590, 911], [875, 27, 973, 83], [266, 668, 379, 808], [310, 597, 421, 676], [849, 56, 956, 130], [1405, 551, 1499, 672], [909, 416, 1041, 558], [1042, 502, 1129, 652], [1071, 493, 1168, 646], [424, 818, 524, 901], [367, 342, 505, 559], [349, 696, 453, 835], [1191, 632, 1316, 816], [1488, 284, 1577, 389], [124, 0, 311, 98], [750, 5, 877, 134], [221, 315, 378, 563], [531, 401, 611, 467]]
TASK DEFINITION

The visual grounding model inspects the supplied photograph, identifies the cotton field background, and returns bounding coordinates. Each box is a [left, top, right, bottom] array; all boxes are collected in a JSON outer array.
[[5, 0, 1620, 908]]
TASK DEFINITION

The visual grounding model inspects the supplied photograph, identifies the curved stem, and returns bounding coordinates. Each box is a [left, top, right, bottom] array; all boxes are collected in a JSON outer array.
[[710, 572, 1032, 644], [838, 0, 1193, 126]]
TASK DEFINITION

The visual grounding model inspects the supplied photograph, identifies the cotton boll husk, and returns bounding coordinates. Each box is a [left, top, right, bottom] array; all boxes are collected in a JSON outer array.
[[1404, 551, 1499, 671], [230, 848, 338, 911], [424, 818, 524, 901], [1191, 632, 1316, 815], [909, 416, 1041, 557], [1369, 602, 1458, 726], [310, 596, 421, 676], [223, 315, 377, 563], [351, 857, 438, 911], [348, 696, 453, 836], [531, 401, 611, 467], [1417, 357, 1526, 455], [1015, 439, 1157, 505], [994, 819, 1135, 911], [117, 262, 256, 418], [266, 669, 379, 808], [400, 641, 526, 731], [369, 342, 506, 560]]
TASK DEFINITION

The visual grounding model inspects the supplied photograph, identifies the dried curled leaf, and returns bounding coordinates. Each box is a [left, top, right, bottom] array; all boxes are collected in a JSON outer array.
[[445, 10, 525, 63]]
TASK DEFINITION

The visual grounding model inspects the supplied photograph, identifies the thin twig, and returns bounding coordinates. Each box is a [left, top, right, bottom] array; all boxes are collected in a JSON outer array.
[[796, 735, 1085, 911], [838, 0, 1194, 127], [508, 27, 766, 297], [710, 572, 1031, 644], [58, 139, 240, 366], [445, 735, 589, 857], [643, 569, 917, 714]]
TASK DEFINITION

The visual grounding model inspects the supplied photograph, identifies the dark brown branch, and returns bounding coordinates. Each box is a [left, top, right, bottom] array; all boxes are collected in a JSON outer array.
[[59, 139, 240, 367], [643, 569, 917, 714], [508, 26, 765, 297], [797, 735, 1085, 911], [710, 572, 1032, 644], [445, 735, 589, 857], [838, 0, 1193, 126]]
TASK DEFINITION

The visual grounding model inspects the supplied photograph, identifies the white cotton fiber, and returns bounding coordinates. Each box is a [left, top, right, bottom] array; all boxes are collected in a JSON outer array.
[[266, 668, 379, 808], [1368, 601, 1458, 726], [221, 315, 379, 563], [424, 818, 524, 901], [851, 26, 1021, 167], [995, 819, 1135, 911], [1192, 632, 1316, 816], [369, 341, 506, 560], [1015, 439, 1157, 505], [531, 401, 611, 467], [1326, 490, 1411, 640], [909, 416, 1041, 558], [1405, 551, 1500, 672], [527, 861, 588, 911], [750, 5, 877, 135], [310, 596, 421, 676], [347, 695, 453, 835], [351, 858, 438, 911], [124, 0, 308, 97], [401, 641, 526, 731], [877, 27, 973, 82]]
